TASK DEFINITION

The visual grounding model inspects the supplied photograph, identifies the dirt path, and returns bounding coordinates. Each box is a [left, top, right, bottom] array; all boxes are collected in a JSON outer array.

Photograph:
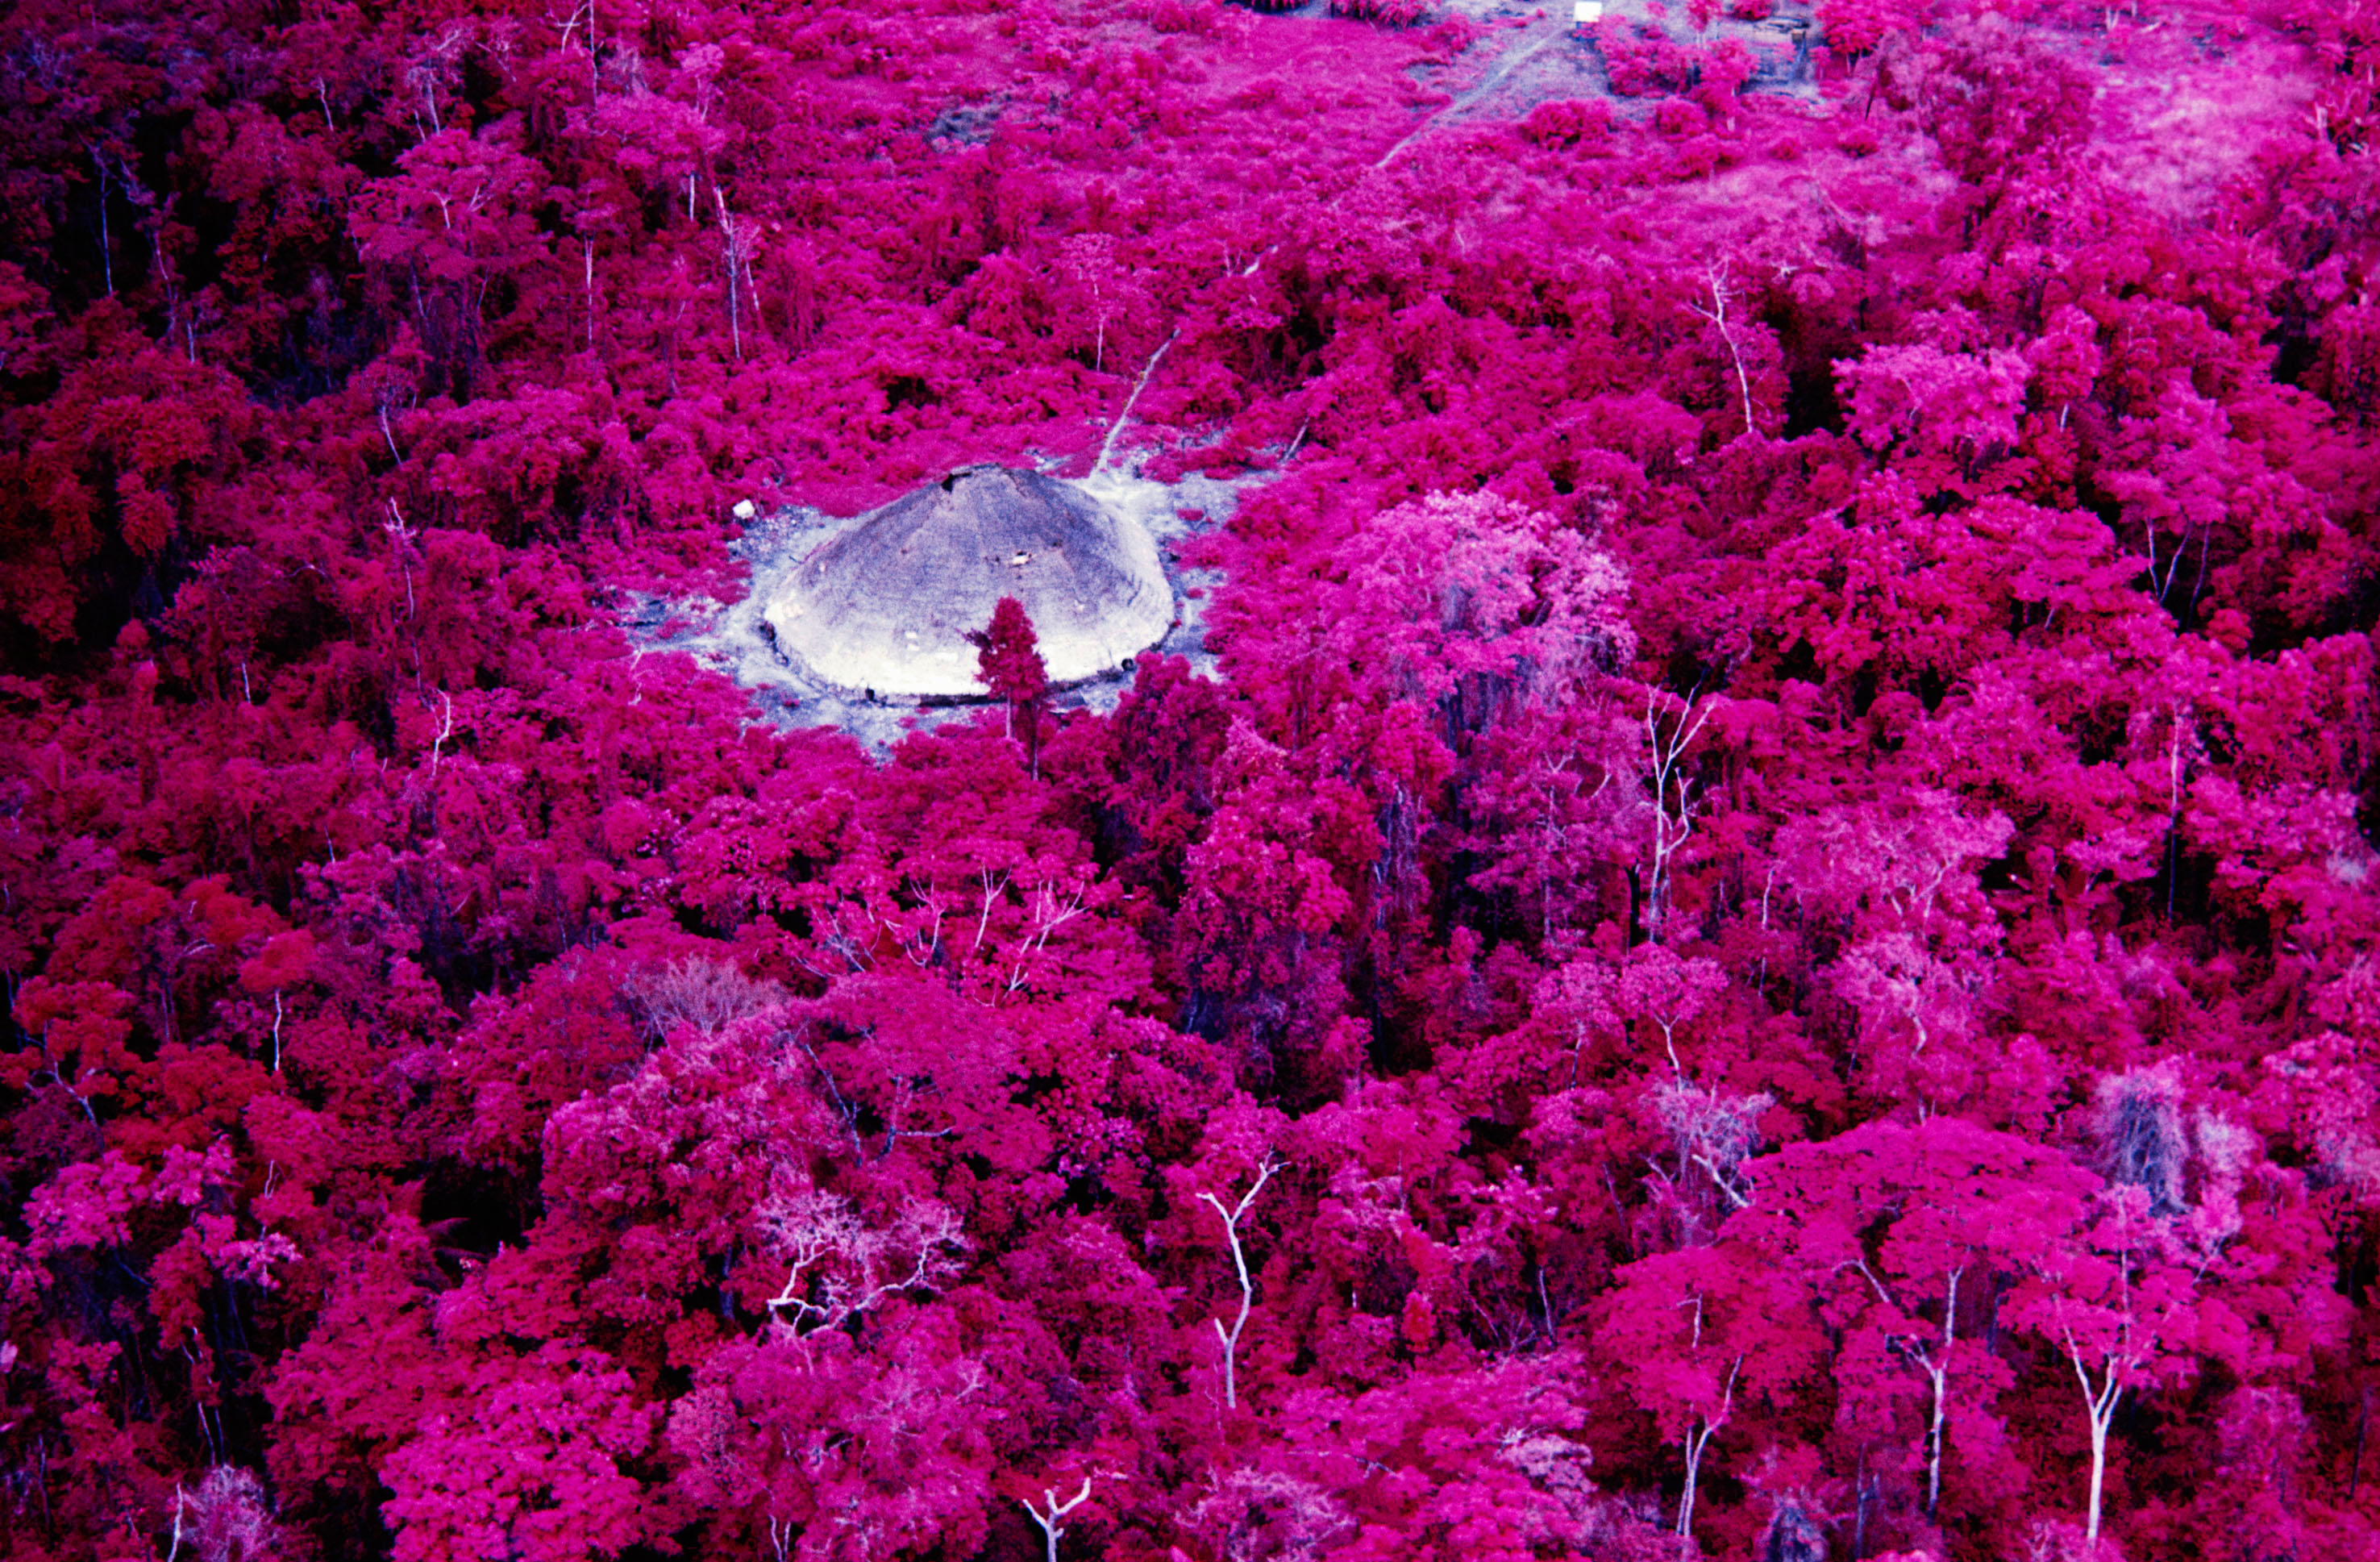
[[1096, 18, 1574, 470], [1375, 17, 1575, 167]]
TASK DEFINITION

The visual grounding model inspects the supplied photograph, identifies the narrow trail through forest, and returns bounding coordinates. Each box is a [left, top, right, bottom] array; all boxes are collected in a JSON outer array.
[[1097, 16, 1569, 472], [1094, 241, 1273, 475], [1093, 332, 1178, 473], [1375, 19, 1571, 167]]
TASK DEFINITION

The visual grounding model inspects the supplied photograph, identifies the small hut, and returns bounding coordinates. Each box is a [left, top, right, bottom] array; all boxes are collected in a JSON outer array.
[[764, 465, 1174, 699]]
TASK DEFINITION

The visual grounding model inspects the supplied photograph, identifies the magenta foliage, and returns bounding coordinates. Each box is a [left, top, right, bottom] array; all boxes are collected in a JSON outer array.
[[0, 0, 2377, 1559]]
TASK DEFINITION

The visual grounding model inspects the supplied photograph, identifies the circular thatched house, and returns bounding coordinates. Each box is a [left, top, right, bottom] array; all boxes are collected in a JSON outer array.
[[764, 465, 1174, 699]]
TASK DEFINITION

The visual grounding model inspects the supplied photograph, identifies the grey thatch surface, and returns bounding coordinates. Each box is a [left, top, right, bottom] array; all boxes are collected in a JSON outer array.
[[763, 465, 1175, 698]]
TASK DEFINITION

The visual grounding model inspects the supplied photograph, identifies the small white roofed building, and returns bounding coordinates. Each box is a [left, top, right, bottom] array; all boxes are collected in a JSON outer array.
[[764, 465, 1175, 699]]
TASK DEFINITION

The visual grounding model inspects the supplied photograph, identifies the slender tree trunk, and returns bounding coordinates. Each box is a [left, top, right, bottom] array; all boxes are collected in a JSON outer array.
[[1679, 1418, 1712, 1536], [2069, 1343, 2125, 1545], [1675, 1357, 1740, 1539], [93, 152, 114, 296], [1924, 1361, 1949, 1516], [1926, 1267, 1958, 1518], [1199, 1159, 1279, 1410], [2086, 1410, 2111, 1543], [1022, 1478, 1092, 1562], [584, 240, 598, 354]]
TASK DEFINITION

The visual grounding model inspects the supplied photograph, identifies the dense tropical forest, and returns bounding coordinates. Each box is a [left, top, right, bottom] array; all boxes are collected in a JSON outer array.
[[1, 0, 2378, 1556]]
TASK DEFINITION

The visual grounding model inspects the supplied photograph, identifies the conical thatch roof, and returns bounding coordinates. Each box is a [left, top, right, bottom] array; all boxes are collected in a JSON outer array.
[[764, 466, 1174, 698]]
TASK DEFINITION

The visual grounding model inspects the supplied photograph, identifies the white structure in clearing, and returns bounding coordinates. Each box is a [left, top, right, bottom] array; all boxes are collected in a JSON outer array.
[[762, 464, 1175, 699]]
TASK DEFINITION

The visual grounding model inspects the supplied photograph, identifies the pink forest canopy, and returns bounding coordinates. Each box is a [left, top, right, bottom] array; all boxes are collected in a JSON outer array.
[[0, 0, 2377, 1557]]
